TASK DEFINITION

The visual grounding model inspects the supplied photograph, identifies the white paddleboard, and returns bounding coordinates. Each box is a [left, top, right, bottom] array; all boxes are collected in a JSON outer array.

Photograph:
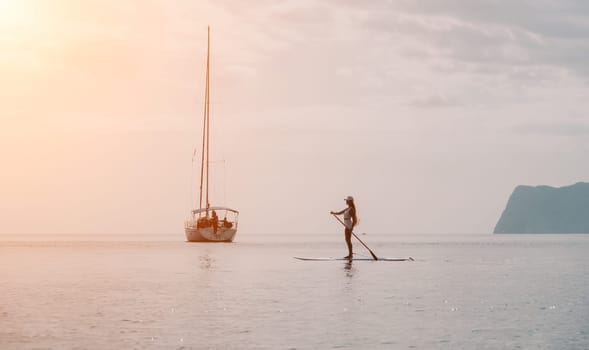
[[294, 257, 414, 261]]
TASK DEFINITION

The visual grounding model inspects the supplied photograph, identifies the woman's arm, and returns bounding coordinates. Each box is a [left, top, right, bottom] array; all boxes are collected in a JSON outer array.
[[330, 209, 345, 215]]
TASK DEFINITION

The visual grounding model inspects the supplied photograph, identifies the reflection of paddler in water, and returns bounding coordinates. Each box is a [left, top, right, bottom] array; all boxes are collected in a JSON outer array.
[[330, 196, 358, 259], [344, 259, 354, 277]]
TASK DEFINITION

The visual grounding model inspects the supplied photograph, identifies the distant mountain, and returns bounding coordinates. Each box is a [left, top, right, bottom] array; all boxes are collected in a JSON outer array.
[[494, 182, 589, 234]]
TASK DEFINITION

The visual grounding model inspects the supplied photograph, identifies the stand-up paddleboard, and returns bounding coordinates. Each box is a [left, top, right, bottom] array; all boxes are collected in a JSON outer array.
[[294, 257, 414, 261]]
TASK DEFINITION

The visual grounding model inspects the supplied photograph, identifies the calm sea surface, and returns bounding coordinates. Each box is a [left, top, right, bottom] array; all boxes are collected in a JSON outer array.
[[1, 234, 588, 349]]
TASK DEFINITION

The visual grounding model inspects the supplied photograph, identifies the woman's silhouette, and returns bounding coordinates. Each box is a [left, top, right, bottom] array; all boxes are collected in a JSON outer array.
[[331, 196, 358, 259]]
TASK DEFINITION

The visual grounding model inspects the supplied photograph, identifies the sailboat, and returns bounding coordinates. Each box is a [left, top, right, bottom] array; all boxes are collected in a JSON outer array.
[[185, 27, 239, 242]]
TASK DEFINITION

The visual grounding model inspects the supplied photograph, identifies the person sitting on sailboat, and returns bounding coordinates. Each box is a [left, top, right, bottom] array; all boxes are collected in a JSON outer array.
[[222, 216, 232, 229], [211, 210, 219, 234]]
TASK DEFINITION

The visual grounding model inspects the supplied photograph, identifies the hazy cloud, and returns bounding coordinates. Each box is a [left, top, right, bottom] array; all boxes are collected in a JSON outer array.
[[409, 93, 460, 108], [514, 120, 589, 136]]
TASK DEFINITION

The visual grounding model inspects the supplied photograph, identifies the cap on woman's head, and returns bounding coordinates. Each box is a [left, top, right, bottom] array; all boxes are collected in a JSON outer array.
[[345, 196, 354, 201]]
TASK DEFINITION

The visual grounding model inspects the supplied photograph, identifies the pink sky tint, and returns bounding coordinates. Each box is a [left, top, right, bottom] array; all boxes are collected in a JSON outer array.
[[1, 0, 589, 236]]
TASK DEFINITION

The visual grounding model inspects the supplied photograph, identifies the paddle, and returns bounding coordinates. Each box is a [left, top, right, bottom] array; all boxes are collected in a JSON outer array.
[[331, 213, 378, 261]]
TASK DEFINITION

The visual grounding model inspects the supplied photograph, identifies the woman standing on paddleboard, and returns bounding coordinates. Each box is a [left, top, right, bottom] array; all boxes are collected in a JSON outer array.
[[331, 196, 358, 259]]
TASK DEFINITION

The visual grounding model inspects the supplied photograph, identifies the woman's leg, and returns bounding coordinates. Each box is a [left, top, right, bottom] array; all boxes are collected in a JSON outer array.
[[345, 228, 353, 257]]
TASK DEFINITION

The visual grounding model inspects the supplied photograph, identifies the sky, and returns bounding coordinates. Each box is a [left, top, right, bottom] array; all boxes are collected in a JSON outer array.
[[1, 0, 588, 235]]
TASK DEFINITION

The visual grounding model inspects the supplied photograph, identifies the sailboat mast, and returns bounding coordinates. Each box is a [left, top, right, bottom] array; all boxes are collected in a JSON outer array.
[[198, 26, 211, 214], [205, 26, 211, 212]]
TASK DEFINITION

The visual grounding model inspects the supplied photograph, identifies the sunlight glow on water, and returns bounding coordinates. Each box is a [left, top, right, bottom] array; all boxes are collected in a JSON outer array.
[[1, 234, 588, 349]]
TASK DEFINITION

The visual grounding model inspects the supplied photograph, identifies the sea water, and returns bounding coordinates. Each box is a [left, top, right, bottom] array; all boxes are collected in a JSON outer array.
[[1, 234, 588, 349]]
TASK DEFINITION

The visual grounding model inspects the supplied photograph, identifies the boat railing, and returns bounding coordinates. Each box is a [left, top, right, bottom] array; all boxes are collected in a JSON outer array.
[[185, 216, 238, 229]]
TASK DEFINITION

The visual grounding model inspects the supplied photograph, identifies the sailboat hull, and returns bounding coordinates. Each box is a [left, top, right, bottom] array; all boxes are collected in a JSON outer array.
[[185, 226, 237, 242]]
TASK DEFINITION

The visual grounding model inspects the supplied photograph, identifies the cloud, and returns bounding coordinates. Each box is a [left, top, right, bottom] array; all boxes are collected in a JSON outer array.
[[359, 0, 589, 79], [513, 120, 589, 136], [409, 93, 460, 108], [204, 0, 589, 114]]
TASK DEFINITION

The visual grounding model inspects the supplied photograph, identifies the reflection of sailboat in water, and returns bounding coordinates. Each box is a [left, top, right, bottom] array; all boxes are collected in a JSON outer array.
[[185, 27, 239, 242]]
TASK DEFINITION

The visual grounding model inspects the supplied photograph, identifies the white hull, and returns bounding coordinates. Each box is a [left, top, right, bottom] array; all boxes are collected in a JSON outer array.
[[185, 226, 237, 242]]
